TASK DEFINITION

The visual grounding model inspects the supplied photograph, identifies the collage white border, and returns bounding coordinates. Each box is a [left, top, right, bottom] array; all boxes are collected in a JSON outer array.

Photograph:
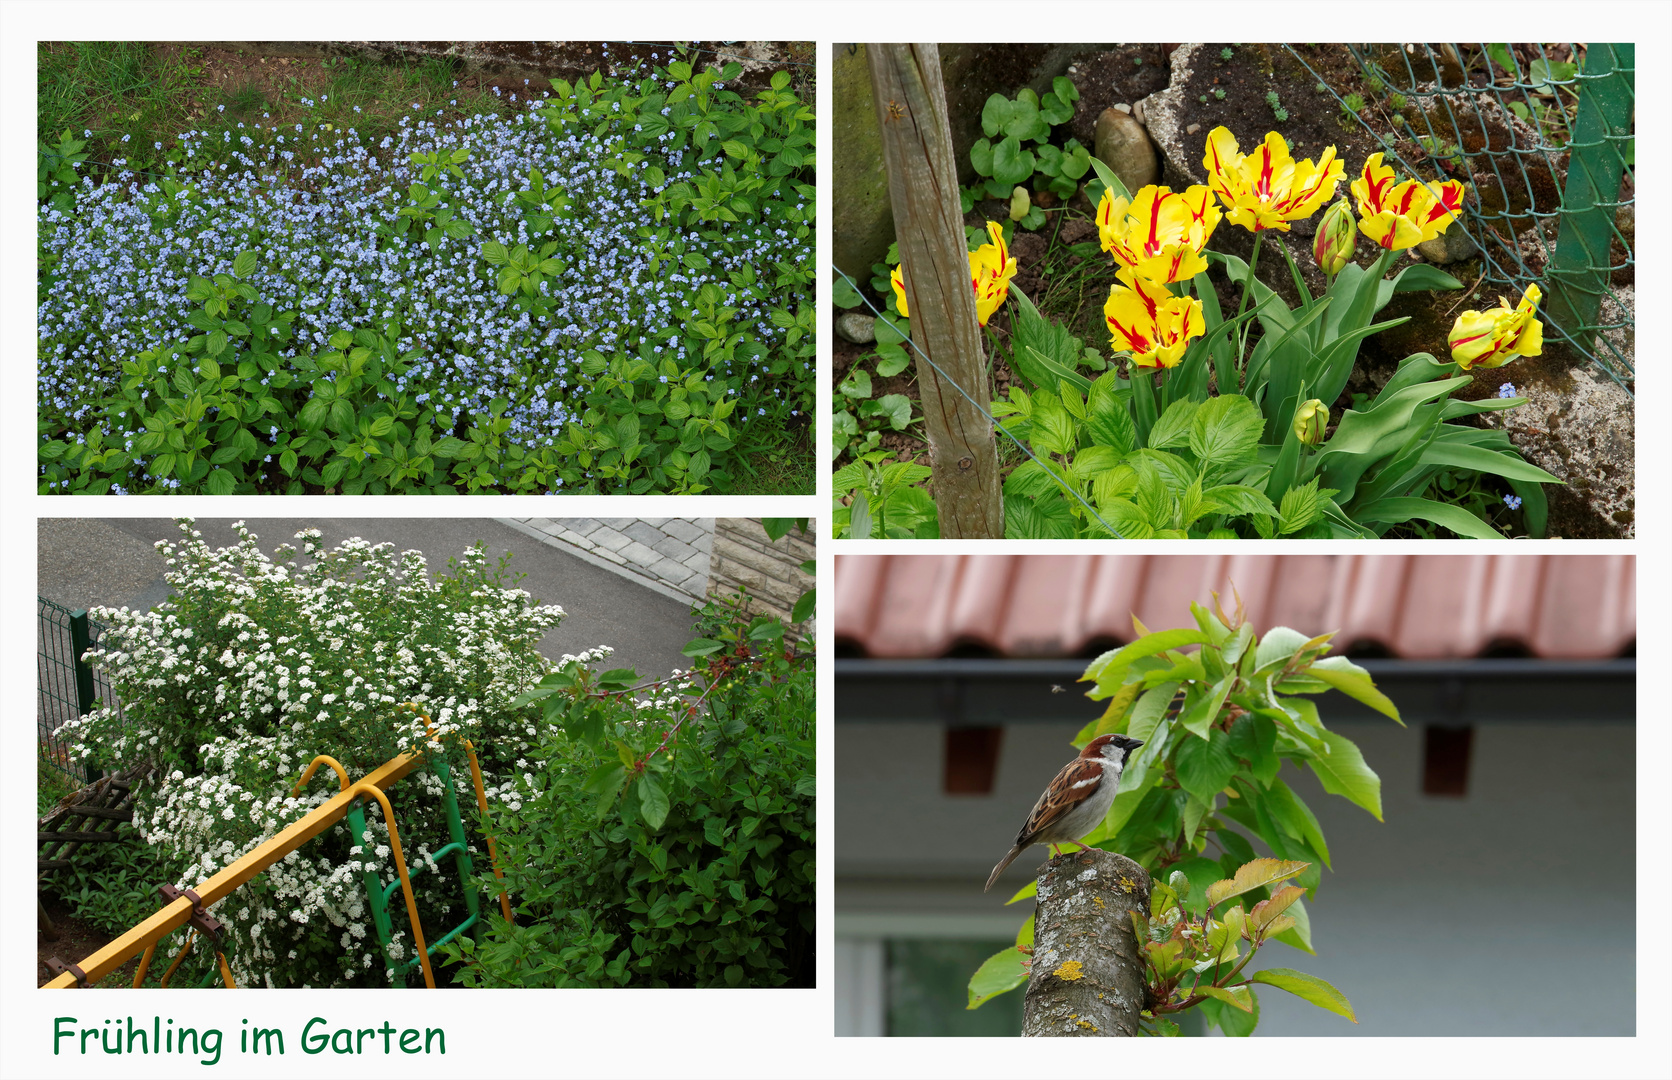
[[3, 2, 1666, 1077]]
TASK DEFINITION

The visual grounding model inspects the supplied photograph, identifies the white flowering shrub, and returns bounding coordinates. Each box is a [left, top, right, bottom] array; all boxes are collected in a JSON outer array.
[[59, 518, 568, 987], [40, 48, 814, 496]]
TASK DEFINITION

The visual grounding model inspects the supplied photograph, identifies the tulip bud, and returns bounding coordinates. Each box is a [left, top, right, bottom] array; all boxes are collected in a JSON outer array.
[[1313, 198, 1357, 276], [1009, 186, 1031, 222], [1293, 399, 1328, 445]]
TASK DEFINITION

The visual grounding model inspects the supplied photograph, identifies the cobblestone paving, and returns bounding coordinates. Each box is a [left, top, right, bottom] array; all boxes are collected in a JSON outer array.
[[501, 518, 715, 605]]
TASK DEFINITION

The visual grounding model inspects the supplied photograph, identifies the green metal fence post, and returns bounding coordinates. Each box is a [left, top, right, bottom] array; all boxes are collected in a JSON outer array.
[[1545, 43, 1634, 350], [69, 609, 96, 714], [68, 608, 103, 781]]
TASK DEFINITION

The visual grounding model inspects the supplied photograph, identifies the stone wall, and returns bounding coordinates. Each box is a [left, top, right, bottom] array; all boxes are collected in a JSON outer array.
[[708, 519, 815, 629]]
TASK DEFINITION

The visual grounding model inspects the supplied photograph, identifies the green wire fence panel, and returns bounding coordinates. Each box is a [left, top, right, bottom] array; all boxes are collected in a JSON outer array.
[[38, 596, 119, 787], [1288, 43, 1634, 391]]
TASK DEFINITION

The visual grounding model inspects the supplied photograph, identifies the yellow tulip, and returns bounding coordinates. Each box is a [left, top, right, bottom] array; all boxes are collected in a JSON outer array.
[[1096, 183, 1221, 284], [1202, 127, 1344, 233], [1292, 399, 1329, 444], [890, 220, 1018, 326], [1448, 284, 1543, 370], [1313, 199, 1357, 276], [1103, 267, 1204, 369], [1350, 153, 1466, 251]]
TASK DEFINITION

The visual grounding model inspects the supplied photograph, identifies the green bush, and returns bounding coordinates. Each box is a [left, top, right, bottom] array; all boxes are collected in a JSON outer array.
[[440, 593, 815, 987]]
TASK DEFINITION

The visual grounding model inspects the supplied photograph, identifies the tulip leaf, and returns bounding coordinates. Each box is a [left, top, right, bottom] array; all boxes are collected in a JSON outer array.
[[1417, 441, 1562, 484], [1086, 154, 1132, 204], [1352, 496, 1503, 540]]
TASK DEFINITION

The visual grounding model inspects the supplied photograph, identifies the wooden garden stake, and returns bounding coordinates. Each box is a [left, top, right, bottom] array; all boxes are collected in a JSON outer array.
[[866, 44, 1003, 538]]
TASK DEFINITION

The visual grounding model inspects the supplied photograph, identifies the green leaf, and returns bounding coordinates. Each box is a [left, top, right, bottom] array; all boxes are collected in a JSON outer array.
[[1086, 153, 1132, 205], [1197, 983, 1254, 1013], [1306, 728, 1383, 820], [1085, 373, 1136, 453], [837, 367, 872, 399], [638, 774, 670, 830], [1277, 478, 1325, 535], [1203, 484, 1279, 519], [1251, 968, 1357, 1022], [1265, 780, 1331, 868], [583, 761, 627, 819], [832, 274, 865, 310], [681, 637, 725, 657], [1271, 896, 1315, 953], [1174, 725, 1239, 806], [866, 393, 912, 430], [1353, 496, 1505, 539], [1084, 629, 1210, 696], [1204, 857, 1310, 909], [990, 135, 1034, 187], [967, 947, 1029, 1009], [1146, 398, 1198, 450], [204, 468, 236, 496], [848, 491, 875, 539], [232, 249, 258, 279], [1189, 394, 1265, 464], [1305, 655, 1402, 723], [1205, 985, 1262, 1036]]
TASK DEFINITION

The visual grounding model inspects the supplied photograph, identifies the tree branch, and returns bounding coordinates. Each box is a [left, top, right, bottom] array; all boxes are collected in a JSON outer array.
[[1021, 849, 1152, 1037]]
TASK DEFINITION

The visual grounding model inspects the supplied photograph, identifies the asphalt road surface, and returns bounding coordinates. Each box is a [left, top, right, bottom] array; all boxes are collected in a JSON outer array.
[[37, 518, 702, 682]]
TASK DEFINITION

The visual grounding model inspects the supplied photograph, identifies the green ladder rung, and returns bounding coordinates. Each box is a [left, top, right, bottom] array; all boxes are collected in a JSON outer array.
[[350, 755, 484, 986]]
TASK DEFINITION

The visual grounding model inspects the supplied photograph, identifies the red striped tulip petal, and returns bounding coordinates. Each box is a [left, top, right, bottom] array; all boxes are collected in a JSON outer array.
[[1097, 184, 1221, 284], [1203, 127, 1343, 233], [1351, 153, 1466, 251], [1104, 268, 1204, 368], [1448, 284, 1543, 370], [890, 221, 1018, 326]]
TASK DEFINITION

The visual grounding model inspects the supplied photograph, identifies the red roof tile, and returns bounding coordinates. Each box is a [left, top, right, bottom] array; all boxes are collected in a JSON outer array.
[[834, 554, 1634, 660]]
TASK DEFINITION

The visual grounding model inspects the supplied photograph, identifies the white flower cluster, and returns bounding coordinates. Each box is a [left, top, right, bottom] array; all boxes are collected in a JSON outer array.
[[61, 518, 588, 988]]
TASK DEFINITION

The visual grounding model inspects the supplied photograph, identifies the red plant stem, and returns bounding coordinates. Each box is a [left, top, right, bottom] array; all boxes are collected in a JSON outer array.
[[638, 652, 774, 766]]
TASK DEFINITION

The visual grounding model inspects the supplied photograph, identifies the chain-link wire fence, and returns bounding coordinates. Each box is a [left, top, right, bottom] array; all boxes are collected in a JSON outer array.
[[39, 596, 121, 788], [1287, 43, 1634, 392]]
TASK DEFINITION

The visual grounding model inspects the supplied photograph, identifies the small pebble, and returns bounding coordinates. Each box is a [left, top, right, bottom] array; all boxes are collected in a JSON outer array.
[[1186, 123, 1201, 136]]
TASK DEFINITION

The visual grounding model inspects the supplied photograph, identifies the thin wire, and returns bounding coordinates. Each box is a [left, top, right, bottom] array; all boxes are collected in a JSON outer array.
[[832, 264, 1123, 539], [1281, 43, 1633, 393]]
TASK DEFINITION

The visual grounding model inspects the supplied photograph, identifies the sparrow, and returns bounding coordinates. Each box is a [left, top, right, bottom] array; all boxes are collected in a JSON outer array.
[[984, 733, 1143, 892]]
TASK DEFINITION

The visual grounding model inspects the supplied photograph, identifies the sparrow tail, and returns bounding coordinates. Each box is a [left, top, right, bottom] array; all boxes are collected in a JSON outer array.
[[984, 845, 1024, 892]]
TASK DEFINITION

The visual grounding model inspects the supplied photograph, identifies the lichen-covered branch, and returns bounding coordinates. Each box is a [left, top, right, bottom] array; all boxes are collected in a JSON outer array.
[[1022, 849, 1152, 1037]]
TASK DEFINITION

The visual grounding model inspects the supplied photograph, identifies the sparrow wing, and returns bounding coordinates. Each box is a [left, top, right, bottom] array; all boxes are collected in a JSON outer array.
[[1014, 755, 1106, 848]]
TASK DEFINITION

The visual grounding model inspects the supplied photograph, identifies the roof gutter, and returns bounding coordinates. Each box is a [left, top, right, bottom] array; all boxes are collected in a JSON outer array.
[[835, 657, 1635, 726]]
